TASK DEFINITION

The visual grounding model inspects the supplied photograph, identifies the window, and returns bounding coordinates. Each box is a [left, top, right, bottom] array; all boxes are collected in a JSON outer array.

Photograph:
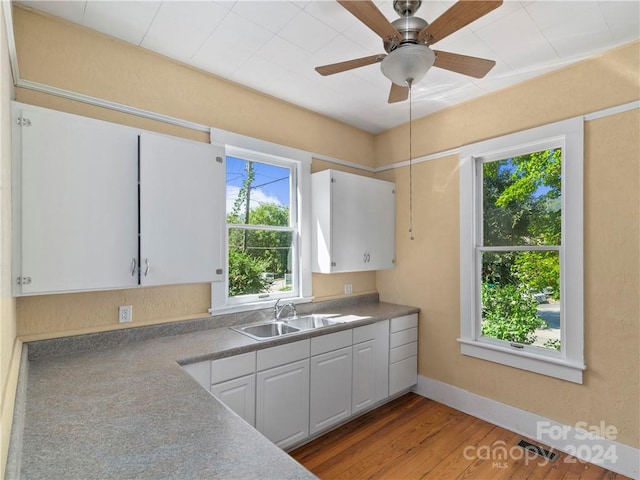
[[459, 118, 585, 383], [209, 128, 312, 314], [226, 153, 298, 304]]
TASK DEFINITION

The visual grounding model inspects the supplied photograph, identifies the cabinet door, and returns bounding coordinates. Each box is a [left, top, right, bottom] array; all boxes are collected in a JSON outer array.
[[352, 340, 375, 414], [312, 170, 395, 273], [16, 107, 138, 294], [211, 374, 256, 427], [330, 171, 374, 272], [389, 355, 418, 396], [139, 133, 224, 286], [256, 359, 310, 449], [310, 346, 352, 435], [364, 178, 395, 270], [353, 319, 390, 412]]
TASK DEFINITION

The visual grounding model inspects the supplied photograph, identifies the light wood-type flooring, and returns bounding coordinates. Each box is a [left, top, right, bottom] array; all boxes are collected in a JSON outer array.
[[290, 393, 630, 480]]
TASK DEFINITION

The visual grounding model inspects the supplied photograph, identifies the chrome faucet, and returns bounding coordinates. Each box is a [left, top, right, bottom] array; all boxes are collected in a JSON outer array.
[[274, 299, 297, 321]]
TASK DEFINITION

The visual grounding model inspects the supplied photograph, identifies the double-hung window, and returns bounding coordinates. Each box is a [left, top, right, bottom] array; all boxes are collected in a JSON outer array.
[[209, 129, 312, 313], [459, 118, 585, 383], [225, 149, 299, 305]]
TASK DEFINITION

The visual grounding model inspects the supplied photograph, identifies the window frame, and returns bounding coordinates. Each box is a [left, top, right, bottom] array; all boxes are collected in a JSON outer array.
[[225, 148, 299, 306], [458, 117, 585, 383], [210, 129, 312, 314]]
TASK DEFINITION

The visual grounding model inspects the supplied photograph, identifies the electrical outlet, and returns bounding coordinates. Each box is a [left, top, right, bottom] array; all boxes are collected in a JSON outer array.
[[344, 283, 353, 295], [119, 305, 132, 323]]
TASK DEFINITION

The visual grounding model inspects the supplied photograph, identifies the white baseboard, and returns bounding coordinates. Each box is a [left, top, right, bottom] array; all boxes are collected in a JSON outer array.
[[413, 375, 639, 479]]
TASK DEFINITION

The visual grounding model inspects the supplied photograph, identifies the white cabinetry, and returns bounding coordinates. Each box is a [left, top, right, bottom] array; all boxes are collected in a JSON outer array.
[[12, 103, 225, 295], [352, 320, 389, 414], [312, 169, 395, 273], [13, 105, 139, 294], [210, 352, 256, 426], [389, 314, 418, 396], [309, 331, 353, 435], [211, 375, 256, 426], [182, 314, 416, 450], [182, 352, 257, 426], [139, 132, 224, 286], [256, 340, 310, 449]]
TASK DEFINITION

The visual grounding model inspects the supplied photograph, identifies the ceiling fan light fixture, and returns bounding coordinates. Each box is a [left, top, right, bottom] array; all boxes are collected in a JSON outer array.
[[380, 44, 435, 86]]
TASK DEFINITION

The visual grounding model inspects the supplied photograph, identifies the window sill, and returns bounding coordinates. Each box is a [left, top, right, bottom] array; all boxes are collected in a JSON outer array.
[[209, 296, 314, 316], [457, 337, 585, 384]]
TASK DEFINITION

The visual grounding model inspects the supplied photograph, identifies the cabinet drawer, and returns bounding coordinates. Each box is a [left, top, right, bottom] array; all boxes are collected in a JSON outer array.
[[389, 327, 418, 348], [389, 355, 417, 396], [353, 323, 376, 344], [390, 314, 418, 333], [257, 339, 310, 371], [311, 330, 352, 356], [389, 341, 418, 364], [211, 351, 256, 384]]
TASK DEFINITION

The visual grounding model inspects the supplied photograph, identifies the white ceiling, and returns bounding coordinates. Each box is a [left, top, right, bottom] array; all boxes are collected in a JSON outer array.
[[16, 0, 640, 133]]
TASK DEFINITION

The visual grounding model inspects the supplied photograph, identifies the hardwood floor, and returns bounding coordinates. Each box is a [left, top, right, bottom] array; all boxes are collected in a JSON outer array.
[[290, 393, 630, 480]]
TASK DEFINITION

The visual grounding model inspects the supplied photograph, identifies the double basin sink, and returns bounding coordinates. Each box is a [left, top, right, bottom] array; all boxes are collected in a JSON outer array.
[[232, 315, 340, 341]]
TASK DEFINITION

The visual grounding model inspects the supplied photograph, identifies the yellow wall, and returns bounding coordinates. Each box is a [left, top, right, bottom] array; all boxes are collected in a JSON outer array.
[[375, 42, 640, 448], [1, 4, 19, 477], [11, 6, 377, 339]]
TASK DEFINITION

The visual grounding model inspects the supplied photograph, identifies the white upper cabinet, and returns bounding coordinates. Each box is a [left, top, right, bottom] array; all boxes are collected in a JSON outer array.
[[14, 105, 139, 294], [13, 103, 225, 295], [312, 169, 395, 273], [139, 132, 224, 286]]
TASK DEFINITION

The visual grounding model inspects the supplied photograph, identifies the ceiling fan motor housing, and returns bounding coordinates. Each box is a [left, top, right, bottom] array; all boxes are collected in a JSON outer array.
[[385, 3, 429, 53]]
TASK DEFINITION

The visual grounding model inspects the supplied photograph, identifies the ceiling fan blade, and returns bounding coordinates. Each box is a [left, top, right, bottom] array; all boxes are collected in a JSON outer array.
[[433, 50, 496, 78], [338, 1, 401, 42], [419, 1, 503, 45], [388, 83, 409, 103], [315, 54, 386, 76]]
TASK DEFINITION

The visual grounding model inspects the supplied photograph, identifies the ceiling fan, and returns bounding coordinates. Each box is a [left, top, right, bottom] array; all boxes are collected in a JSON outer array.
[[315, 0, 503, 103]]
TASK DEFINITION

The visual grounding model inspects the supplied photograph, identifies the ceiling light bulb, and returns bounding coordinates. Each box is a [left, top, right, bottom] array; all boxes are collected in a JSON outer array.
[[381, 44, 435, 86]]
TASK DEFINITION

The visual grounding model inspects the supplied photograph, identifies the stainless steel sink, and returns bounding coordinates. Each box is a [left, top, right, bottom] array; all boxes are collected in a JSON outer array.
[[231, 315, 340, 340], [234, 322, 301, 340]]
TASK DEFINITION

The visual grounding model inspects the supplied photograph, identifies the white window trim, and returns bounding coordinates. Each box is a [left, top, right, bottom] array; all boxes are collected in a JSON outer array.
[[209, 128, 312, 315], [459, 117, 585, 383]]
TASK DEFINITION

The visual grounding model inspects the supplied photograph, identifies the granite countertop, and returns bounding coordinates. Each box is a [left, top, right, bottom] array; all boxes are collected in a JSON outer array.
[[8, 297, 419, 479]]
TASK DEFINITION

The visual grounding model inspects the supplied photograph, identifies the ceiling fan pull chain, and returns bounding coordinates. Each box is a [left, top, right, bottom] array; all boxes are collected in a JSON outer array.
[[408, 79, 414, 241]]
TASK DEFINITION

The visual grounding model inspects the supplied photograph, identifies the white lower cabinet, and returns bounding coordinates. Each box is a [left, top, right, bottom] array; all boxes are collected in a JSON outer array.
[[256, 359, 310, 449], [352, 339, 376, 413], [182, 351, 257, 426], [389, 314, 419, 396], [310, 345, 353, 435], [182, 314, 417, 450], [255, 339, 310, 449], [210, 374, 256, 427], [352, 320, 390, 414]]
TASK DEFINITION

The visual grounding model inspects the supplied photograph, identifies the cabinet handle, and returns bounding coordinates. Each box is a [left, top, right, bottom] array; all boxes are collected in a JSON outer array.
[[130, 258, 137, 276], [144, 258, 150, 277], [367, 253, 371, 263]]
